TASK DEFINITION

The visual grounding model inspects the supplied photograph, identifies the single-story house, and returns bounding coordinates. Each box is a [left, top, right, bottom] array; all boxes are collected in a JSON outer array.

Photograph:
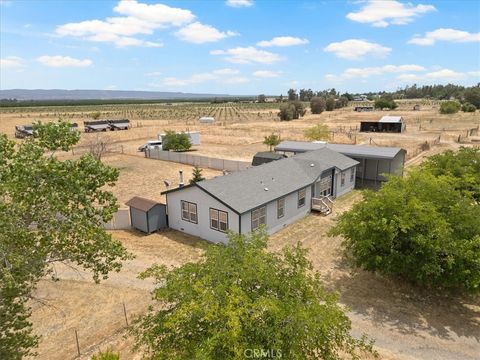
[[275, 141, 406, 184], [162, 147, 358, 244], [251, 151, 287, 166], [360, 116, 406, 133]]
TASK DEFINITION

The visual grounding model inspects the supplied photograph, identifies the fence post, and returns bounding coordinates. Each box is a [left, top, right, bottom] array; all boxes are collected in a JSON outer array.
[[74, 329, 80, 357], [123, 302, 129, 326]]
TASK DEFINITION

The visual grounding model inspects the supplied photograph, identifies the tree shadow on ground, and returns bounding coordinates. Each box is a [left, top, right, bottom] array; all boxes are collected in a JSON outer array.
[[323, 257, 480, 342]]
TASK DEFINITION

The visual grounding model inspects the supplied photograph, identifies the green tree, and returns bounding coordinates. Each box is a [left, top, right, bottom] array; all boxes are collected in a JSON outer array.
[[278, 101, 305, 121], [310, 97, 326, 114], [189, 165, 205, 184], [287, 88, 298, 101], [325, 97, 336, 111], [374, 98, 397, 110], [422, 147, 480, 201], [304, 124, 330, 141], [329, 170, 480, 293], [130, 230, 376, 359], [463, 86, 480, 108], [162, 131, 192, 152], [263, 133, 281, 151], [439, 100, 461, 114], [0, 121, 131, 359], [461, 102, 476, 112]]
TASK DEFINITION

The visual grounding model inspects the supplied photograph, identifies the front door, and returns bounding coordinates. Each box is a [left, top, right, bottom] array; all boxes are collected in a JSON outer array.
[[315, 175, 332, 197]]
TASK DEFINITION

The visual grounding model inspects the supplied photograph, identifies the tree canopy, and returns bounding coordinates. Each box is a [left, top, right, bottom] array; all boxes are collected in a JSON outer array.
[[304, 124, 330, 141], [130, 230, 376, 359], [278, 101, 305, 121], [310, 97, 326, 114], [263, 133, 281, 151], [330, 150, 480, 294], [0, 121, 131, 358], [374, 98, 397, 110], [439, 101, 461, 114], [162, 131, 192, 152]]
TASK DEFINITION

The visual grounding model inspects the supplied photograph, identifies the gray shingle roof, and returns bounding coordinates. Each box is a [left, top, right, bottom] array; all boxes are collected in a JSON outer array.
[[275, 141, 404, 160], [196, 147, 357, 214], [126, 196, 161, 212]]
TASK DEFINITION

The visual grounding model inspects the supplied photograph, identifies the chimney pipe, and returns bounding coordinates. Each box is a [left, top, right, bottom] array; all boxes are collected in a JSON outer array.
[[179, 170, 184, 187]]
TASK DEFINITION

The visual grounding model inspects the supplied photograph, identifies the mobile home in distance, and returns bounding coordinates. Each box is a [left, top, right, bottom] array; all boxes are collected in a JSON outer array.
[[199, 116, 215, 124]]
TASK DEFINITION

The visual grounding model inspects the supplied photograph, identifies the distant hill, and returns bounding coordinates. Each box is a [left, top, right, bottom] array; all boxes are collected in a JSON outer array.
[[0, 89, 236, 101]]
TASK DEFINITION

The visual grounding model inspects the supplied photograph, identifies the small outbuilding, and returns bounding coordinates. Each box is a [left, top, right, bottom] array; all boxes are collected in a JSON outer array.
[[251, 151, 287, 166], [360, 116, 406, 133], [126, 196, 167, 234], [199, 116, 215, 124]]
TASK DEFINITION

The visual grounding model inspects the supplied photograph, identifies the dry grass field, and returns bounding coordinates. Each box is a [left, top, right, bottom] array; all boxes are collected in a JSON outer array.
[[1, 101, 478, 359]]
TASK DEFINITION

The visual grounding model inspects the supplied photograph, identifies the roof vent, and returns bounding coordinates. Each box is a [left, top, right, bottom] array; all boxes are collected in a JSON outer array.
[[310, 163, 315, 167], [264, 187, 269, 191]]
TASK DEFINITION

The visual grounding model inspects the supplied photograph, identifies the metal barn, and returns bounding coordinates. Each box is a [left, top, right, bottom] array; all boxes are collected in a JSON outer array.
[[126, 196, 167, 234], [360, 116, 406, 133], [274, 141, 406, 186]]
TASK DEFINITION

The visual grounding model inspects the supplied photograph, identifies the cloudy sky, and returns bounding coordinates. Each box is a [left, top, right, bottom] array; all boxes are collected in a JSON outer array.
[[1, 0, 479, 94]]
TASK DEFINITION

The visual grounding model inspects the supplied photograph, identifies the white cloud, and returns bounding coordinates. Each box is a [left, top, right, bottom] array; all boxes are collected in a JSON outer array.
[[326, 64, 425, 81], [37, 55, 93, 67], [397, 68, 468, 82], [257, 36, 309, 47], [56, 0, 194, 47], [324, 39, 391, 60], [211, 46, 283, 64], [159, 68, 246, 87], [145, 71, 162, 76], [175, 22, 237, 44], [253, 70, 280, 78], [408, 28, 480, 46], [467, 70, 480, 77], [212, 68, 240, 75], [347, 0, 436, 27], [226, 0, 253, 8], [0, 56, 25, 68]]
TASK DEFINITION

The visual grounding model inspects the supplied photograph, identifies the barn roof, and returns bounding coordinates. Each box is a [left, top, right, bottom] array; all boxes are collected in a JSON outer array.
[[275, 141, 405, 160], [379, 116, 404, 123], [126, 196, 161, 212]]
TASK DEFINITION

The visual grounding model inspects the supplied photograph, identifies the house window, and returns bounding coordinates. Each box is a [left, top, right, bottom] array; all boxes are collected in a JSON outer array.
[[341, 172, 346, 186], [210, 208, 228, 232], [298, 188, 306, 208], [350, 168, 355, 182], [277, 198, 285, 219], [181, 201, 197, 223], [251, 206, 266, 230]]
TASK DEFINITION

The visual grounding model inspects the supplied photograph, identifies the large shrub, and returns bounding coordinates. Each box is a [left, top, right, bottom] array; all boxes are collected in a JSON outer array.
[[162, 131, 192, 151], [461, 102, 476, 112], [278, 101, 305, 120], [374, 98, 397, 110], [310, 97, 326, 114], [439, 100, 461, 114], [330, 168, 480, 293], [131, 230, 376, 359]]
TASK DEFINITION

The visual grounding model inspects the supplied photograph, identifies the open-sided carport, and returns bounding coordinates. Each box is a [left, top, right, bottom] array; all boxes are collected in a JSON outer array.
[[274, 141, 406, 187]]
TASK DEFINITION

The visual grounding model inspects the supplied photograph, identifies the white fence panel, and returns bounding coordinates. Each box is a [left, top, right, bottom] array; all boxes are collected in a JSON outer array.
[[147, 149, 250, 173]]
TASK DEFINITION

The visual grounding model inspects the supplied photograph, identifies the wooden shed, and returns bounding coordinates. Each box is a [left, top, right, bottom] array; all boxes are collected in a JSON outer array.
[[126, 196, 167, 234]]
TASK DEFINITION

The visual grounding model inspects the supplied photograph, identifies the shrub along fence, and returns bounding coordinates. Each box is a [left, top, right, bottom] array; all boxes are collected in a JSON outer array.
[[146, 148, 251, 173]]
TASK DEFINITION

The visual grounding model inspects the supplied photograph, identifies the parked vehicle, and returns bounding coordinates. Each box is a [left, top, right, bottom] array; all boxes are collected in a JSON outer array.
[[138, 140, 163, 152]]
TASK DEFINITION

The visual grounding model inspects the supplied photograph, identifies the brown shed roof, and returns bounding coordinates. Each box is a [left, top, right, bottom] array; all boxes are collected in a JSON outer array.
[[126, 196, 161, 212]]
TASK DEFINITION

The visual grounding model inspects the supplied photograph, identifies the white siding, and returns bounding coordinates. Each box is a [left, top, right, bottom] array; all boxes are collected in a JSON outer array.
[[335, 166, 356, 197], [240, 186, 312, 235], [166, 186, 239, 244]]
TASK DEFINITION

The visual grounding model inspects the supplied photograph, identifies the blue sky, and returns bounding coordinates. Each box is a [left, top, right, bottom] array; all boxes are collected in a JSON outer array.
[[1, 0, 479, 95]]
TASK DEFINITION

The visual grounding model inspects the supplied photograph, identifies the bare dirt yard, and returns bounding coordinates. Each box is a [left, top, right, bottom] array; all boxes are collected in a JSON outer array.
[[1, 101, 478, 359]]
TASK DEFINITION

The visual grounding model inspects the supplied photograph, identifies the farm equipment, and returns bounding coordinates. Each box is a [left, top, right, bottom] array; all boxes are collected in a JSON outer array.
[[84, 119, 130, 132], [15, 125, 34, 138], [108, 119, 130, 131], [84, 120, 110, 132]]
